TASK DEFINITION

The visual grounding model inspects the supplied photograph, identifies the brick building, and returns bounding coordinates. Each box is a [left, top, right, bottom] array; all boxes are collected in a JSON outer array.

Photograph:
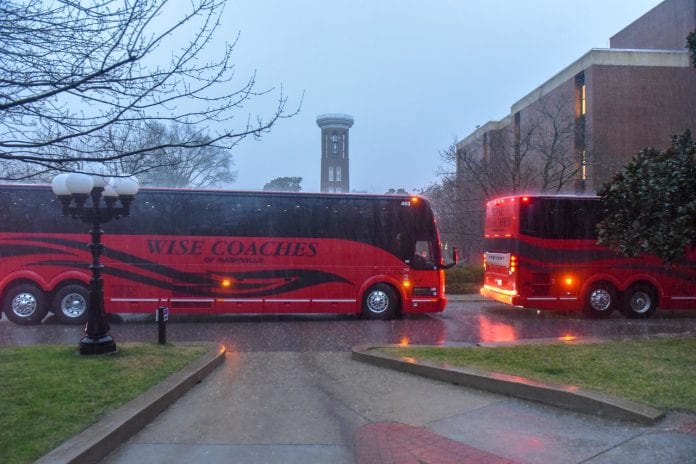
[[456, 0, 696, 195]]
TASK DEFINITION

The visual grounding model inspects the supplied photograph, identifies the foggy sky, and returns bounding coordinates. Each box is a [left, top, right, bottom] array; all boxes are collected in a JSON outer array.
[[220, 0, 662, 193]]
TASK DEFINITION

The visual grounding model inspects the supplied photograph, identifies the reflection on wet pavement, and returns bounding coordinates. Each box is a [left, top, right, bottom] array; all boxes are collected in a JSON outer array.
[[0, 299, 695, 352]]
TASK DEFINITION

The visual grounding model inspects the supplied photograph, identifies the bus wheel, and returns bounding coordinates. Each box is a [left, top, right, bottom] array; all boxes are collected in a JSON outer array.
[[3, 284, 48, 325], [362, 284, 398, 320], [53, 284, 89, 325], [620, 284, 657, 319], [583, 282, 615, 319]]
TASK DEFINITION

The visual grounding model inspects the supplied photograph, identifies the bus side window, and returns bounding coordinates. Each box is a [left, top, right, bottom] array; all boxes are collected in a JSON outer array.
[[396, 232, 413, 262], [413, 240, 435, 269]]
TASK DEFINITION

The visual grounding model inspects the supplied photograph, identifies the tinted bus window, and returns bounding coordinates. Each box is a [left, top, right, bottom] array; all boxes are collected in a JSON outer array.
[[520, 197, 601, 239]]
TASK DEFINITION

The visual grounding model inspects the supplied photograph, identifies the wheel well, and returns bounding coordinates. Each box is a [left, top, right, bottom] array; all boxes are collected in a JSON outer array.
[[388, 283, 403, 316], [362, 282, 403, 315], [585, 280, 617, 295], [48, 280, 88, 298], [626, 280, 659, 304], [2, 279, 45, 303]]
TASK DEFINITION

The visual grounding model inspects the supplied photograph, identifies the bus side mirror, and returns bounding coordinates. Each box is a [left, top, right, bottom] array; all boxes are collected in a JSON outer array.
[[443, 246, 459, 269]]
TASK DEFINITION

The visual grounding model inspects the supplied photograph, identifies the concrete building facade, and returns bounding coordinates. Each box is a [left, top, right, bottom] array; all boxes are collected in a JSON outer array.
[[456, 0, 696, 195], [316, 114, 354, 193]]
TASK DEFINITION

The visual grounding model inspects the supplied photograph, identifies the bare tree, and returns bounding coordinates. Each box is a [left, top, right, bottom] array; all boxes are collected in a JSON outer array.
[[0, 0, 298, 179], [431, 96, 580, 262], [427, 141, 488, 263], [453, 120, 537, 200], [530, 97, 579, 192], [454, 96, 580, 200], [445, 141, 496, 200], [420, 178, 484, 264], [107, 121, 237, 187]]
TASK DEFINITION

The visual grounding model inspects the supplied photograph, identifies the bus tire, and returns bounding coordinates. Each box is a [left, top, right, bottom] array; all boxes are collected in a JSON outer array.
[[53, 284, 89, 325], [583, 282, 615, 319], [362, 284, 399, 320], [3, 283, 48, 325], [620, 284, 657, 319]]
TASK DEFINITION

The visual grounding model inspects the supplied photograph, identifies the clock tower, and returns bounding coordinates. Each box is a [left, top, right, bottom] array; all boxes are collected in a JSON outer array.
[[316, 114, 353, 193]]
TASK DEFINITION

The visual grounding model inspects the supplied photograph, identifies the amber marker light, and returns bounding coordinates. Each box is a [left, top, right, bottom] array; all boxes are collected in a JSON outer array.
[[221, 279, 232, 288], [561, 275, 577, 290]]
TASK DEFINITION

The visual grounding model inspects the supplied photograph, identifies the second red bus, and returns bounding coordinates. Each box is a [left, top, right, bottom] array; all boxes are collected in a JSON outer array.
[[480, 195, 696, 318]]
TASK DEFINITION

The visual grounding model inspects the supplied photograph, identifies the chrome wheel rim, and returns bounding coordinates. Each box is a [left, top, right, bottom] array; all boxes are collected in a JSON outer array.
[[630, 291, 652, 314], [12, 292, 38, 317], [61, 293, 87, 318], [366, 290, 389, 314], [590, 288, 611, 312]]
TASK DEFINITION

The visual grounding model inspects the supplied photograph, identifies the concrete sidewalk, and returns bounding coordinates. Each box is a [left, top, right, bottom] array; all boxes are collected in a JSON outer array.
[[38, 343, 696, 464], [351, 345, 696, 464]]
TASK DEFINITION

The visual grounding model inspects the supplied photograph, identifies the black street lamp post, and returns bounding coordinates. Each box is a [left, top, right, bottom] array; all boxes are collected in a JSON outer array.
[[51, 173, 139, 355]]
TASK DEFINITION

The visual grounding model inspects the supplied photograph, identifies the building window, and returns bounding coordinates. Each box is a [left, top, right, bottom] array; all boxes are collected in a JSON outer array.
[[575, 72, 586, 117], [335, 187, 342, 193], [513, 112, 521, 158], [328, 166, 335, 182], [336, 166, 342, 182], [482, 132, 489, 161], [575, 72, 588, 191]]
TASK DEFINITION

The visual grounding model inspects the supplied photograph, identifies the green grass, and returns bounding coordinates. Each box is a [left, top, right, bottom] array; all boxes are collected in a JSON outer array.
[[0, 343, 208, 464], [381, 337, 696, 412]]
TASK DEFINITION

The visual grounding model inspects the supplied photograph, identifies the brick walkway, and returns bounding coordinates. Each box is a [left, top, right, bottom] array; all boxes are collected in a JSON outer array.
[[354, 422, 519, 464], [677, 420, 696, 437]]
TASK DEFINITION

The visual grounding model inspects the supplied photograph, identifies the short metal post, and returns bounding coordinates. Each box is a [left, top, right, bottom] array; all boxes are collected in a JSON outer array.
[[156, 306, 168, 345]]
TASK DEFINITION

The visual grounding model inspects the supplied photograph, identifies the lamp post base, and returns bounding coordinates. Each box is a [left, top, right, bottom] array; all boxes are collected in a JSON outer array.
[[79, 334, 118, 355]]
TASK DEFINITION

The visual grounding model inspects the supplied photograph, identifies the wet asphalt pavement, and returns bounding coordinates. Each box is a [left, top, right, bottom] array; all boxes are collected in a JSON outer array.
[[8, 296, 696, 464], [2, 296, 695, 350]]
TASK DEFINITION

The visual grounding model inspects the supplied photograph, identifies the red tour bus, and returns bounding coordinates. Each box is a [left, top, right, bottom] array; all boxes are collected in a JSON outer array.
[[0, 184, 457, 325], [480, 195, 696, 318]]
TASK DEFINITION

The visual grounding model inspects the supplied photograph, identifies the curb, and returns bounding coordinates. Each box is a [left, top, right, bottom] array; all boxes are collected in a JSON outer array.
[[351, 344, 664, 425], [36, 342, 226, 464]]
